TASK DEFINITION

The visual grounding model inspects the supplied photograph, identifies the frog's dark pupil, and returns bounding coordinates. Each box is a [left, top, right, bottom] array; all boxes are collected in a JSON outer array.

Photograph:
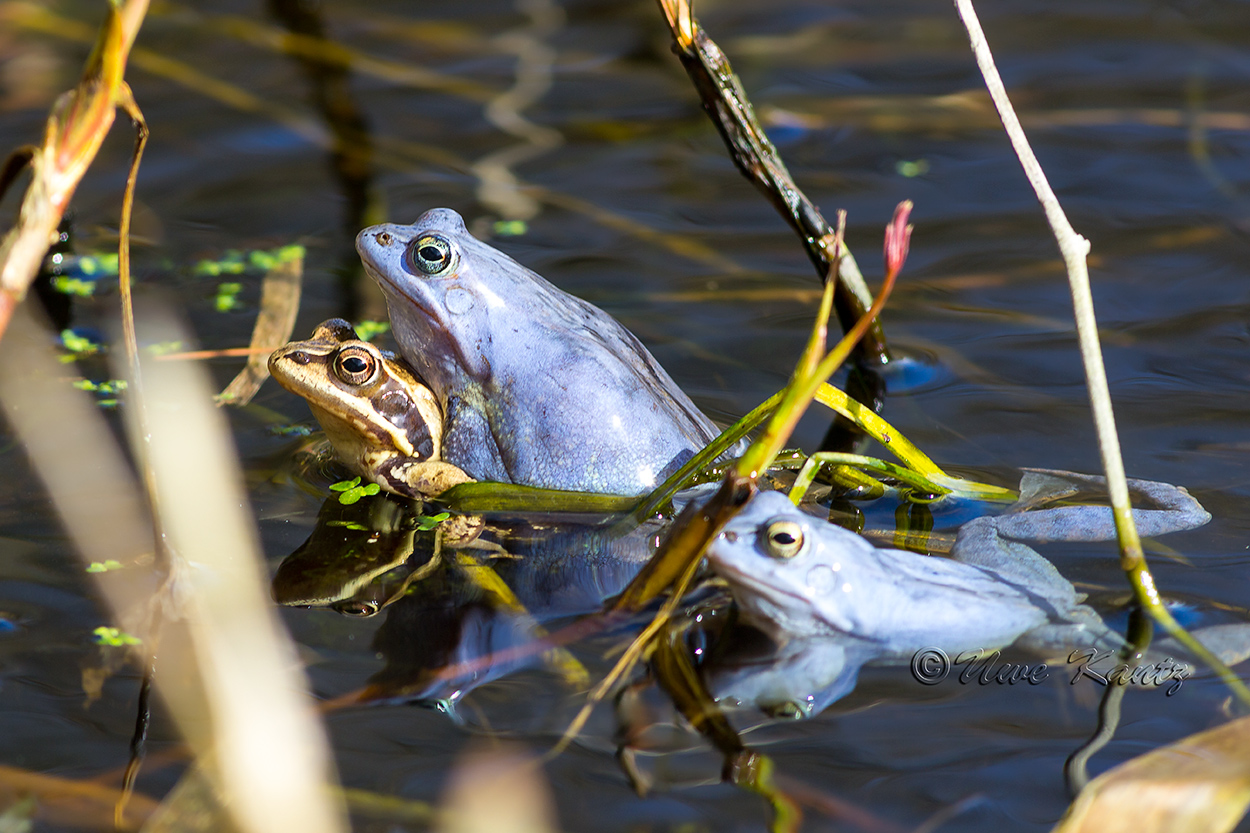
[[419, 246, 444, 263], [335, 349, 376, 383], [772, 531, 796, 545]]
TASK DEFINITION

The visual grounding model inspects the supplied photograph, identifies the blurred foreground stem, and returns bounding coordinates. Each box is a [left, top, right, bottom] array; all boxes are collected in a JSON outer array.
[[0, 0, 149, 343]]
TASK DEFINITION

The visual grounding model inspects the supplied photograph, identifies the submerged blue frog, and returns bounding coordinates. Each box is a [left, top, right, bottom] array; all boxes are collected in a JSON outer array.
[[356, 209, 724, 495], [707, 473, 1214, 658]]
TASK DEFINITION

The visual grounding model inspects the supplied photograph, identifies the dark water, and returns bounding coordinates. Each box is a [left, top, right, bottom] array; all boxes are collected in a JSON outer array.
[[4, 0, 1250, 829]]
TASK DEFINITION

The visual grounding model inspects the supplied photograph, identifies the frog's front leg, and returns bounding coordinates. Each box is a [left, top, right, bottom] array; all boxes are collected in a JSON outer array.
[[391, 460, 474, 498]]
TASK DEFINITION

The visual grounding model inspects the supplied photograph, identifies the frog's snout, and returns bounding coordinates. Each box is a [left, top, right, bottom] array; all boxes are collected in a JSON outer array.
[[354, 225, 401, 259]]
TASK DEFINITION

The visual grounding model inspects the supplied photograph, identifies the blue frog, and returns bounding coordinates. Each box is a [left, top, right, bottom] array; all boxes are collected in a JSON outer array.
[[706, 472, 1216, 658], [356, 209, 724, 495]]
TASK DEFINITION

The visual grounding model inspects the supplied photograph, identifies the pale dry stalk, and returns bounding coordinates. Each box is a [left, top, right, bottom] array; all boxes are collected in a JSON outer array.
[[954, 0, 1250, 704]]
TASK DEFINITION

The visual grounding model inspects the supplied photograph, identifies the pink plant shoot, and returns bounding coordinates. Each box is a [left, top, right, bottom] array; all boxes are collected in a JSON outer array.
[[884, 200, 914, 277]]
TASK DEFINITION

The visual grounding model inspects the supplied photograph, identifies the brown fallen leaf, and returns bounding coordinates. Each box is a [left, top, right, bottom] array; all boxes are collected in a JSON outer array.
[[216, 246, 303, 405], [1054, 715, 1250, 833]]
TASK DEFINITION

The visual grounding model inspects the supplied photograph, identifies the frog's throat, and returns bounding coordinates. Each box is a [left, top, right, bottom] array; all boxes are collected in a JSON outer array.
[[309, 401, 416, 459], [368, 266, 491, 384], [709, 554, 836, 633]]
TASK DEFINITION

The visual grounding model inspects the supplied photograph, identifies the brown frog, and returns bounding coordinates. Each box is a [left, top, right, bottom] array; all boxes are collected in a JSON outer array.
[[269, 319, 472, 498]]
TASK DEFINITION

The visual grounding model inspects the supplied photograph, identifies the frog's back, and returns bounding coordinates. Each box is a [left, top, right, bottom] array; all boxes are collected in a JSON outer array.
[[459, 235, 722, 493], [840, 548, 1055, 656]]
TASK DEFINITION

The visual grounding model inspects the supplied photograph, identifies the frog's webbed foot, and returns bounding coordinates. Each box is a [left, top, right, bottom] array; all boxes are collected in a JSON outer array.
[[950, 470, 1211, 619], [1004, 469, 1211, 542], [950, 523, 1082, 615]]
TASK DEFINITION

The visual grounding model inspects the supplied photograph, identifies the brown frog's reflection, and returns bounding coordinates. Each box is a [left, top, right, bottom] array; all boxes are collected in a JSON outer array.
[[272, 492, 657, 708]]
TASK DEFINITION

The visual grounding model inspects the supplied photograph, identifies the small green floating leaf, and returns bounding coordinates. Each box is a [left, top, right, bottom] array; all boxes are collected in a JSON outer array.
[[86, 560, 123, 573], [194, 250, 247, 277], [196, 244, 303, 279], [248, 250, 277, 271], [327, 521, 370, 531], [145, 340, 184, 356], [415, 512, 451, 531], [96, 380, 127, 395], [895, 159, 930, 178], [247, 244, 304, 271], [51, 276, 97, 296], [354, 320, 390, 341], [73, 378, 126, 407], [59, 329, 102, 362], [331, 477, 379, 504], [214, 282, 243, 312], [93, 626, 141, 647], [270, 423, 313, 438], [493, 220, 528, 236], [275, 243, 305, 264], [77, 252, 119, 275], [61, 329, 100, 356]]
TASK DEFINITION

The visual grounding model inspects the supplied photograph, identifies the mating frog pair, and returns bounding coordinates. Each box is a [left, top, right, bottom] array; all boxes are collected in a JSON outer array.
[[274, 207, 725, 498]]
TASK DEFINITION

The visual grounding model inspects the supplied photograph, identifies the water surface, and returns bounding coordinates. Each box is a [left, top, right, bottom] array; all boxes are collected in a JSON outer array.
[[3, 0, 1250, 830]]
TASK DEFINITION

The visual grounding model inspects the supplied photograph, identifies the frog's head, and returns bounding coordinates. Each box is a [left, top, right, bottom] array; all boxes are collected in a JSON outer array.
[[708, 491, 876, 643], [269, 319, 443, 485], [356, 208, 514, 387]]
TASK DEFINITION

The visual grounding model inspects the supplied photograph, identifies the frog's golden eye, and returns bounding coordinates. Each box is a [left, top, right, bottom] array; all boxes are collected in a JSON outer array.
[[764, 520, 804, 559], [334, 346, 379, 386], [406, 234, 457, 276]]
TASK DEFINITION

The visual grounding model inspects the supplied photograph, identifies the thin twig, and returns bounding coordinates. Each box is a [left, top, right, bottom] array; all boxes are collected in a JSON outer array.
[[655, 0, 890, 367], [954, 0, 1250, 705]]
